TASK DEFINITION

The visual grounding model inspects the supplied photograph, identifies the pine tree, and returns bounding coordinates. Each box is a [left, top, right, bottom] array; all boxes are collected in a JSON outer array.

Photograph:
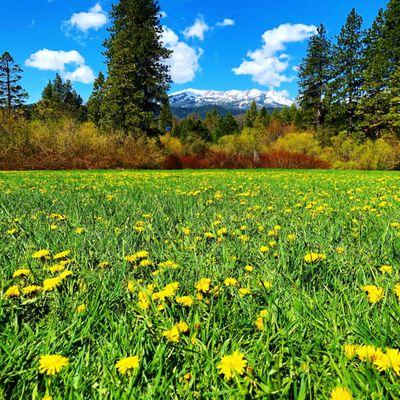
[[256, 107, 271, 127], [357, 2, 400, 138], [386, 66, 400, 136], [356, 9, 388, 138], [102, 0, 172, 135], [298, 24, 332, 128], [158, 96, 173, 133], [37, 74, 86, 121], [0, 52, 28, 109], [87, 72, 106, 126], [329, 9, 365, 133], [244, 101, 258, 127]]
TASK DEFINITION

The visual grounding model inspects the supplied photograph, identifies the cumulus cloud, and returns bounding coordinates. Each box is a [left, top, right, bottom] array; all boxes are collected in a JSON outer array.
[[233, 23, 317, 87], [25, 49, 95, 84], [66, 3, 107, 32], [162, 26, 202, 84], [183, 17, 209, 41], [64, 65, 96, 84], [216, 18, 235, 27]]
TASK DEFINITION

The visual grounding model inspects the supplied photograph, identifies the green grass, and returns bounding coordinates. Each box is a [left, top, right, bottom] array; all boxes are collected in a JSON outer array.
[[1, 169, 400, 399]]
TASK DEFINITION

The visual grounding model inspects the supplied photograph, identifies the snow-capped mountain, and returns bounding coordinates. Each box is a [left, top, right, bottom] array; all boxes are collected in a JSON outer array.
[[169, 88, 294, 111]]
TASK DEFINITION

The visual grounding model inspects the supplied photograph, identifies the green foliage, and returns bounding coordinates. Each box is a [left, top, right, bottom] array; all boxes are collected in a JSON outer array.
[[272, 132, 322, 157], [2, 170, 400, 398], [0, 52, 28, 109], [102, 0, 171, 135], [36, 74, 86, 121], [87, 72, 106, 127], [158, 97, 173, 133], [298, 24, 331, 128], [244, 101, 258, 128], [329, 9, 365, 133]]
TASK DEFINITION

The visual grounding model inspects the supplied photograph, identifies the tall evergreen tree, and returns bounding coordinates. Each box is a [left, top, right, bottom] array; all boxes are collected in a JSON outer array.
[[158, 96, 173, 133], [298, 24, 332, 128], [244, 101, 258, 128], [329, 9, 365, 133], [357, 2, 400, 138], [0, 52, 28, 109], [356, 9, 388, 138], [386, 66, 400, 136], [87, 72, 106, 126], [256, 106, 271, 127], [102, 0, 172, 135]]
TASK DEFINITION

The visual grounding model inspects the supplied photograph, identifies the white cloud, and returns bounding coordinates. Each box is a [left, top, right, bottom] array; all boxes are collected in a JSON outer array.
[[162, 26, 201, 84], [64, 65, 96, 84], [25, 49, 84, 71], [233, 23, 317, 87], [25, 49, 95, 84], [183, 17, 209, 41], [216, 18, 235, 27], [67, 3, 107, 32]]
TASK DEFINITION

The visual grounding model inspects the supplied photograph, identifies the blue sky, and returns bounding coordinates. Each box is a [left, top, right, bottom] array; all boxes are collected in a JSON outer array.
[[0, 0, 386, 103]]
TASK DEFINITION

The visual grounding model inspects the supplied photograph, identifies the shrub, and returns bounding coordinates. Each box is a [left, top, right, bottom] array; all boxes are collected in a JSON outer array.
[[272, 132, 322, 157]]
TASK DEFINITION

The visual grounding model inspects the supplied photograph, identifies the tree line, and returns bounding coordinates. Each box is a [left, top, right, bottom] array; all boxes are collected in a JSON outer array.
[[0, 0, 400, 171], [298, 2, 400, 141]]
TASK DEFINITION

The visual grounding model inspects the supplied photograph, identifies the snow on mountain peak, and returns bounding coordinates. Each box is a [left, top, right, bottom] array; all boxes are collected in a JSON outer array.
[[169, 88, 293, 111]]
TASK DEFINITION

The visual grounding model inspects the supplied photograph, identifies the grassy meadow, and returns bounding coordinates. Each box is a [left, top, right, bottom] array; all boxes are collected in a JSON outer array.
[[1, 169, 400, 399]]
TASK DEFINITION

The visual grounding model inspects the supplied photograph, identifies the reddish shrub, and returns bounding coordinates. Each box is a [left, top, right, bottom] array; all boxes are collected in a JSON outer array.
[[163, 150, 329, 170]]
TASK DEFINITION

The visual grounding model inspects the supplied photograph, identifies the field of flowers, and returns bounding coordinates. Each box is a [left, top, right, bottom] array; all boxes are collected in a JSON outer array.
[[1, 169, 400, 399]]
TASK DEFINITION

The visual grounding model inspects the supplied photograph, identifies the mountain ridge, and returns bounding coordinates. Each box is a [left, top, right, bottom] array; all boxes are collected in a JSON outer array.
[[169, 88, 293, 109]]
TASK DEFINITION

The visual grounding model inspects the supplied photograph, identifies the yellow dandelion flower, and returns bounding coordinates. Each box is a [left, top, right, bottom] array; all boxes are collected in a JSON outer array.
[[163, 326, 180, 343], [42, 277, 62, 292], [217, 351, 247, 380], [48, 263, 66, 273], [59, 270, 73, 280], [115, 356, 140, 375], [224, 278, 237, 287], [239, 288, 251, 297], [244, 265, 253, 272], [22, 285, 42, 295], [13, 268, 31, 278], [4, 285, 20, 298], [379, 265, 392, 274], [394, 283, 400, 301], [125, 251, 149, 263], [195, 278, 211, 293], [176, 321, 189, 333], [262, 280, 272, 290], [304, 252, 326, 263], [53, 250, 70, 260], [127, 280, 136, 293], [287, 234, 296, 241], [176, 295, 194, 307], [43, 395, 53, 400], [32, 249, 50, 259], [331, 387, 352, 400], [259, 246, 269, 253], [75, 227, 84, 234], [76, 304, 86, 313], [386, 348, 400, 376], [138, 290, 150, 310], [362, 285, 384, 303], [39, 354, 69, 375], [356, 345, 382, 362], [343, 344, 357, 359]]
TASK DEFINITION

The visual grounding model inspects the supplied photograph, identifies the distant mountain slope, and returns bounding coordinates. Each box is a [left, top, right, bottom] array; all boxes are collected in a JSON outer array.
[[169, 88, 294, 118]]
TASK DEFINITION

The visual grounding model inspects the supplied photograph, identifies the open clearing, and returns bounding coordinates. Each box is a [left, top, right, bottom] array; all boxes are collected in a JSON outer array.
[[1, 169, 400, 399]]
